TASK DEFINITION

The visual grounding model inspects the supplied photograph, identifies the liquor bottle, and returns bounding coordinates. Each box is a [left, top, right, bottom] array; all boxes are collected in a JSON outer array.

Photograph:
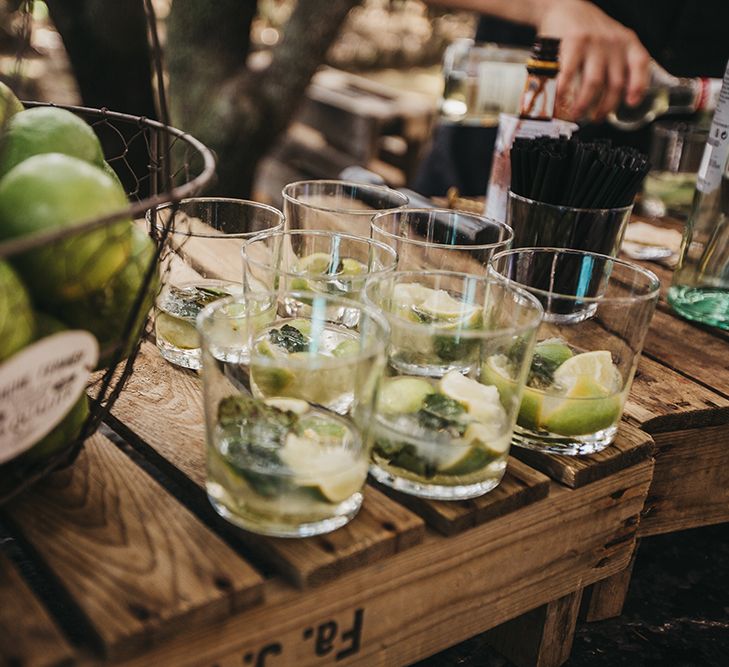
[[608, 62, 722, 131], [668, 59, 729, 330]]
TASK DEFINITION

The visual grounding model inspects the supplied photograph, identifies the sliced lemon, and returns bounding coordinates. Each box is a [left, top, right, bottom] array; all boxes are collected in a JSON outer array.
[[553, 350, 621, 393], [155, 312, 199, 349], [378, 376, 435, 414], [439, 370, 507, 425], [263, 397, 310, 415]]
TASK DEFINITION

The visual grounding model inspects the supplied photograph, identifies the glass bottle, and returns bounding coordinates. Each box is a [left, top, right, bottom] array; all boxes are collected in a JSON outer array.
[[519, 37, 560, 120], [668, 60, 729, 330], [608, 62, 722, 131]]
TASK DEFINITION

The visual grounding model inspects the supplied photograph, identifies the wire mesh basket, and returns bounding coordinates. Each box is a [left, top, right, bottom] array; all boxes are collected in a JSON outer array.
[[0, 101, 215, 503]]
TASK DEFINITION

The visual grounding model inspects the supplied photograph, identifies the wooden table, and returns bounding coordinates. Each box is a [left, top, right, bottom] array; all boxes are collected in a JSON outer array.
[[2, 221, 727, 667]]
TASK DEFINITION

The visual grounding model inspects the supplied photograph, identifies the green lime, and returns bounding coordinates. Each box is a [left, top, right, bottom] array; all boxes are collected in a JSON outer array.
[[534, 338, 573, 367], [482, 355, 541, 430], [332, 338, 360, 357], [0, 260, 34, 362], [297, 252, 334, 274], [251, 364, 295, 395], [541, 376, 623, 436], [0, 107, 105, 177], [0, 153, 132, 303], [155, 312, 199, 350], [287, 318, 312, 335], [439, 371, 506, 424], [438, 445, 492, 476], [263, 397, 310, 415], [378, 376, 435, 414], [341, 258, 366, 275], [0, 81, 23, 128]]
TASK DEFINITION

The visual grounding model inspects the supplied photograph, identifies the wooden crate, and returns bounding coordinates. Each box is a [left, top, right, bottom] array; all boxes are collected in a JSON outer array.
[[1, 334, 655, 666]]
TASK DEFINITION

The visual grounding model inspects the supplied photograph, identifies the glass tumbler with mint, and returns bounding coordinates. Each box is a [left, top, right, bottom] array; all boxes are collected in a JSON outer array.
[[242, 229, 397, 325], [149, 198, 284, 369], [489, 248, 660, 455], [364, 271, 542, 500], [198, 290, 388, 537]]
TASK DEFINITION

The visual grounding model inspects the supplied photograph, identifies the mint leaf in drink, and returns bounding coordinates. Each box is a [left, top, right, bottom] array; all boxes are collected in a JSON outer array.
[[269, 323, 309, 353], [417, 392, 467, 434]]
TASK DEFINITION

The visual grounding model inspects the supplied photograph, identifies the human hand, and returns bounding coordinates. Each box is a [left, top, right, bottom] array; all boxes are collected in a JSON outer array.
[[536, 0, 651, 121]]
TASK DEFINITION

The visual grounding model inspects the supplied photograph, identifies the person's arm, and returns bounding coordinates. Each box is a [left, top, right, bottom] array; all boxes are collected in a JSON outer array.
[[429, 0, 651, 121]]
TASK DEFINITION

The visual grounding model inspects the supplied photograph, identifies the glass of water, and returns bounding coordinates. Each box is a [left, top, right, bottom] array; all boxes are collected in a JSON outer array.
[[364, 270, 542, 500], [149, 198, 284, 370], [371, 208, 512, 273], [199, 290, 388, 537], [242, 229, 397, 325], [282, 180, 409, 237]]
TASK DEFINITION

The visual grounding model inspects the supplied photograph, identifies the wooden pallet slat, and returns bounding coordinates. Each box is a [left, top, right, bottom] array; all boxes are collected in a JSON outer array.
[[108, 341, 425, 588], [2, 433, 264, 661], [0, 551, 75, 667], [375, 457, 550, 536]]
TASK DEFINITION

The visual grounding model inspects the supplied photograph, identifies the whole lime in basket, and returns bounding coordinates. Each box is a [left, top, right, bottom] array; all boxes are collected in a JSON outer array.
[[0, 82, 23, 128], [0, 152, 132, 304], [0, 260, 34, 362], [0, 106, 105, 177]]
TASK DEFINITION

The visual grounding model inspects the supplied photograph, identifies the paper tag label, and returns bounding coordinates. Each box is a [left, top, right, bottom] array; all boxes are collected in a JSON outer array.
[[697, 62, 729, 194], [0, 331, 98, 464]]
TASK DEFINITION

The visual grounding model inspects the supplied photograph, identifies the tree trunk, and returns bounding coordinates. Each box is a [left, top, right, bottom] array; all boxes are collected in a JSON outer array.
[[168, 0, 362, 198]]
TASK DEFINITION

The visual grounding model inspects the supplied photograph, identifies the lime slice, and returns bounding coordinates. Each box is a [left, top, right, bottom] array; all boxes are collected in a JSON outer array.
[[341, 258, 366, 275], [256, 339, 276, 358], [439, 371, 506, 425], [393, 283, 432, 308], [482, 355, 542, 429], [297, 252, 335, 274], [281, 433, 366, 503], [251, 364, 294, 395], [332, 338, 360, 357], [287, 318, 312, 335], [378, 376, 435, 414], [534, 338, 573, 367], [263, 397, 310, 415], [438, 446, 492, 476], [289, 276, 310, 291], [155, 312, 199, 349], [417, 289, 476, 321], [541, 376, 623, 436], [552, 350, 620, 393]]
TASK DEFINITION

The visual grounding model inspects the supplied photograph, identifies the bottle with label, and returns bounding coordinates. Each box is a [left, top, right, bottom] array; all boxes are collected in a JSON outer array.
[[608, 62, 723, 131], [668, 60, 729, 330]]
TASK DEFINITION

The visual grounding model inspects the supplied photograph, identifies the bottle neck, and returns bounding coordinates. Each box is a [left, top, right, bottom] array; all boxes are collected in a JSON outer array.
[[519, 60, 559, 120]]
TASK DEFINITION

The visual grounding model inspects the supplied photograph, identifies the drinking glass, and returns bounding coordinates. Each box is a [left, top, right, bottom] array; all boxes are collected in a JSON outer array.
[[282, 180, 409, 237], [364, 270, 542, 500], [370, 208, 513, 273], [642, 122, 708, 218], [198, 290, 388, 537], [242, 229, 397, 325], [490, 248, 660, 455], [149, 198, 284, 370]]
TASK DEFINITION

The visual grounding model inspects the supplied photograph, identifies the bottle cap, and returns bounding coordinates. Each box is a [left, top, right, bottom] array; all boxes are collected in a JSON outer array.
[[531, 37, 560, 62]]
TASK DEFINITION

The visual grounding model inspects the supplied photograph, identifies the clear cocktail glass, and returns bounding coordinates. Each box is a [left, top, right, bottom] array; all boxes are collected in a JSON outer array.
[[242, 229, 397, 326], [371, 208, 513, 273], [489, 247, 660, 455], [149, 198, 284, 370], [364, 270, 542, 500], [198, 290, 388, 537], [282, 179, 408, 237]]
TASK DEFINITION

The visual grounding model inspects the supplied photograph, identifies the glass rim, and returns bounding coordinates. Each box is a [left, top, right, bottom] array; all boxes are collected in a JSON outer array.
[[241, 228, 398, 279], [146, 197, 285, 238], [489, 247, 661, 304], [196, 291, 390, 368], [281, 179, 409, 214], [363, 269, 544, 339], [508, 190, 634, 215], [371, 207, 514, 251]]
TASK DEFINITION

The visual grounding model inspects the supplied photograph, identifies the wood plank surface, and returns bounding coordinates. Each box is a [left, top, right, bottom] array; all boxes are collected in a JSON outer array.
[[0, 551, 75, 667], [510, 422, 653, 488], [374, 457, 550, 536], [623, 355, 729, 433], [2, 433, 264, 661], [107, 341, 425, 588], [640, 422, 729, 536], [114, 460, 653, 667]]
